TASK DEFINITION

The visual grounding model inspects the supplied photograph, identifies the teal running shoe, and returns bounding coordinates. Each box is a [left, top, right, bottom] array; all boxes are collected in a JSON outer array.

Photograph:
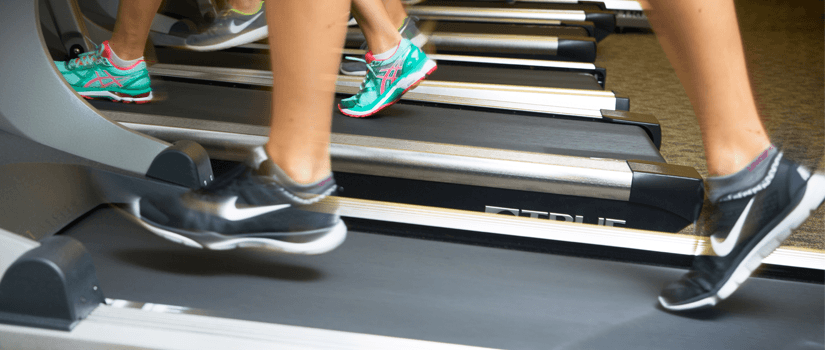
[[338, 39, 437, 118], [55, 41, 153, 103]]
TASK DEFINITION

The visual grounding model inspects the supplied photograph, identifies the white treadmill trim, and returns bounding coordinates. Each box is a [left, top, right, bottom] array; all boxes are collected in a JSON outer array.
[[407, 6, 589, 22], [0, 301, 498, 350], [341, 49, 599, 71], [328, 197, 825, 270]]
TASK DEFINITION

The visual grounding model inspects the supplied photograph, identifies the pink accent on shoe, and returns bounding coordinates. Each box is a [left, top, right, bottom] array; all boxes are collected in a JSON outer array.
[[101, 41, 145, 70], [364, 40, 402, 63], [377, 59, 404, 94], [84, 70, 127, 88]]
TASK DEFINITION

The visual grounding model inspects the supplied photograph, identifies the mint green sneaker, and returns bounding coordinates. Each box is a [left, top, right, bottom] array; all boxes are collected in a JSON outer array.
[[338, 39, 437, 118], [55, 41, 153, 103]]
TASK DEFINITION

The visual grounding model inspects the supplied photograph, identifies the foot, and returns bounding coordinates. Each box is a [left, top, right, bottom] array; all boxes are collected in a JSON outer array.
[[340, 16, 428, 76], [337, 39, 437, 117], [137, 147, 347, 255], [55, 41, 152, 103], [183, 1, 267, 52], [659, 153, 825, 311]]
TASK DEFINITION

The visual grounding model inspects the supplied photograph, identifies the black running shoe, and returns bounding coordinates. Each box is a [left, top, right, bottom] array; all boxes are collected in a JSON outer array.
[[137, 147, 347, 255], [182, 2, 268, 52], [659, 153, 825, 311]]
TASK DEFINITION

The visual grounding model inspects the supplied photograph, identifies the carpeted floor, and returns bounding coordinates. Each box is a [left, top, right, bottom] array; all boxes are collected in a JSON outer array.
[[595, 0, 824, 250]]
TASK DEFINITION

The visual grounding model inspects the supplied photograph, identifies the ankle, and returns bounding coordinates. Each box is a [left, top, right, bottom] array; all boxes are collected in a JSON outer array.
[[227, 0, 262, 14], [106, 40, 144, 63], [264, 145, 331, 184]]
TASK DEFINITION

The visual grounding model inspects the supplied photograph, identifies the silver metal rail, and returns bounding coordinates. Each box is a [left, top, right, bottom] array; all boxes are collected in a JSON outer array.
[[148, 64, 617, 118]]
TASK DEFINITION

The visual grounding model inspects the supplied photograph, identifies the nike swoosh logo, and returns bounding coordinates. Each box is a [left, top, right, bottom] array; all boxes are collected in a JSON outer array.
[[711, 197, 755, 257], [191, 195, 290, 221], [228, 12, 264, 34]]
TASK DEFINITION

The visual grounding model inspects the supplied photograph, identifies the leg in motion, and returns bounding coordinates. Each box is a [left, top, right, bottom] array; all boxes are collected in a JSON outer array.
[[137, 0, 350, 254], [644, 0, 825, 311], [56, 0, 161, 103]]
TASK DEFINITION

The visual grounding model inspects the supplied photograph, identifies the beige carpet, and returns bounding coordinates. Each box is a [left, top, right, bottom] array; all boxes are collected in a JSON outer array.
[[595, 0, 824, 250]]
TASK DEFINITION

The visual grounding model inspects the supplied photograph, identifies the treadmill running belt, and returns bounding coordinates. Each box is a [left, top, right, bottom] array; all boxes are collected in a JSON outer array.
[[92, 79, 663, 162], [66, 207, 825, 350]]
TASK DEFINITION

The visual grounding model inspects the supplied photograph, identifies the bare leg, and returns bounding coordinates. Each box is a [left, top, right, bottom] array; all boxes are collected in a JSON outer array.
[[352, 0, 403, 54], [265, 0, 350, 183], [225, 0, 262, 14], [644, 0, 771, 176], [108, 0, 164, 61], [382, 0, 408, 29]]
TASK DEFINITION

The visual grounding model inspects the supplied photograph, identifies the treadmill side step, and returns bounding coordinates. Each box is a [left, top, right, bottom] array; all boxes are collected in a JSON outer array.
[[0, 236, 105, 331]]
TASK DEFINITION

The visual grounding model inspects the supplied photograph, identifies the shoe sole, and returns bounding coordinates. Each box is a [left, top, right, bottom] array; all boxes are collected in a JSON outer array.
[[181, 26, 268, 52], [137, 216, 347, 255], [338, 59, 438, 118], [80, 90, 153, 104], [659, 172, 825, 311]]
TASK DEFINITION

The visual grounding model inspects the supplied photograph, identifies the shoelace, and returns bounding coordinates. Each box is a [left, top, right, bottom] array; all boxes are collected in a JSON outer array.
[[66, 45, 102, 70], [344, 56, 378, 94]]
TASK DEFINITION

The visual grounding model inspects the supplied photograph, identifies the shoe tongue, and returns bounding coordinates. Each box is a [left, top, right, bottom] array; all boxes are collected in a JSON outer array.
[[364, 51, 376, 64]]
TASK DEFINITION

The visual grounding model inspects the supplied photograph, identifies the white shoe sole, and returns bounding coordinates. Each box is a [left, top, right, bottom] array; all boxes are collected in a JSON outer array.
[[660, 172, 825, 311], [182, 26, 269, 52], [80, 90, 153, 103]]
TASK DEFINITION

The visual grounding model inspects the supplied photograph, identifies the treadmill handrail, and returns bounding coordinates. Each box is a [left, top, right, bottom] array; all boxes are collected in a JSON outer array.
[[342, 49, 599, 71], [408, 6, 588, 21], [111, 113, 635, 201], [0, 0, 169, 175]]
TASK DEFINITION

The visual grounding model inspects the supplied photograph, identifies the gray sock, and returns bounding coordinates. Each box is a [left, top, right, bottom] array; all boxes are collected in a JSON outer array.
[[706, 145, 780, 203]]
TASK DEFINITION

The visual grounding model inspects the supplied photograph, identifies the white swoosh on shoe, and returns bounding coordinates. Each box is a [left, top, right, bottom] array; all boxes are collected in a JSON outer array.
[[193, 195, 290, 221], [711, 197, 755, 257], [229, 11, 264, 34]]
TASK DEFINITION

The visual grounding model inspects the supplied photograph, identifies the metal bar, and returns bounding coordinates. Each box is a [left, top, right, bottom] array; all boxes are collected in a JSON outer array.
[[108, 114, 635, 201], [148, 64, 615, 118], [407, 6, 588, 21]]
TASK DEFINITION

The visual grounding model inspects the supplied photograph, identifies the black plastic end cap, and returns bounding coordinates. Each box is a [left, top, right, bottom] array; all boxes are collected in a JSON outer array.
[[584, 12, 617, 41], [627, 160, 705, 223], [600, 109, 662, 149], [557, 37, 597, 63], [0, 236, 105, 331], [147, 140, 214, 189]]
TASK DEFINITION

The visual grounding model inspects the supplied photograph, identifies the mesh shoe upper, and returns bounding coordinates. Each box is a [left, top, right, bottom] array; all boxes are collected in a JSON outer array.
[[56, 42, 151, 95], [660, 154, 812, 307], [140, 149, 340, 237], [338, 39, 431, 114], [184, 2, 268, 49]]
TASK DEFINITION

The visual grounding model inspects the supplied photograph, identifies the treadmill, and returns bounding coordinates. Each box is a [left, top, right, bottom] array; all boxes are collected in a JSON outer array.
[[1, 1, 822, 347], [345, 20, 599, 62], [407, 0, 617, 41], [41, 0, 697, 233], [460, 0, 651, 28]]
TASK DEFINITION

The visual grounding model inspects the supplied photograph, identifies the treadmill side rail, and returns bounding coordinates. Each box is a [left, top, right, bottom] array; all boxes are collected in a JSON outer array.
[[600, 109, 661, 149], [0, 236, 105, 331], [627, 160, 705, 223]]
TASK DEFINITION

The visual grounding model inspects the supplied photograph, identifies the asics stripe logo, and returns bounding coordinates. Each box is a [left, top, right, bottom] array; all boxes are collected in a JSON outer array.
[[711, 197, 755, 257], [378, 59, 404, 94], [84, 71, 127, 88], [196, 196, 291, 221], [229, 11, 264, 34]]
